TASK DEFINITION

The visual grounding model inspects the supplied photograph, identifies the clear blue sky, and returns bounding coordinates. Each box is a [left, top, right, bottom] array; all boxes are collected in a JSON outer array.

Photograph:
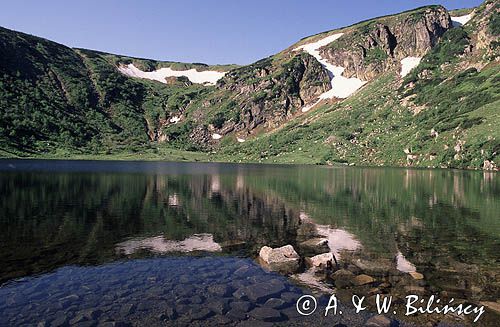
[[0, 0, 483, 65]]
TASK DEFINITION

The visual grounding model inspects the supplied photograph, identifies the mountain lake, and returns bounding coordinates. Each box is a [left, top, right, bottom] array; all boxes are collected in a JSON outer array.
[[0, 160, 498, 326]]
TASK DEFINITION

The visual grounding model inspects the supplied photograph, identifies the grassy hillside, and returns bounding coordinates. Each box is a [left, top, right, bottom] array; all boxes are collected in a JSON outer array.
[[0, 28, 218, 156], [213, 1, 500, 169]]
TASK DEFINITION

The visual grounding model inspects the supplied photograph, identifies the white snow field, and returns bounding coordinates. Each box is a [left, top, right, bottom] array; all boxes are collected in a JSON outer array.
[[118, 63, 226, 85], [295, 32, 367, 111], [400, 57, 422, 77], [212, 133, 222, 140], [169, 116, 181, 124], [451, 14, 472, 27]]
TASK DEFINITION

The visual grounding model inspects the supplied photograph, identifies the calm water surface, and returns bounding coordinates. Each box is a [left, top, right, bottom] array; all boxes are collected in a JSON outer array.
[[0, 160, 498, 326]]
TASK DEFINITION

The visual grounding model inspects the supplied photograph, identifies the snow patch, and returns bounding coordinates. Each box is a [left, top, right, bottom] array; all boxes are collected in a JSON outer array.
[[400, 57, 422, 77], [301, 99, 321, 113], [116, 234, 222, 255], [237, 137, 246, 143], [212, 133, 222, 140], [295, 33, 367, 110], [169, 116, 181, 124], [451, 14, 472, 27], [118, 63, 225, 85]]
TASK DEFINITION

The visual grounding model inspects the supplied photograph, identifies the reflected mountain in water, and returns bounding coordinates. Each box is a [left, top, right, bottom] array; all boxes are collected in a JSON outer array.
[[0, 160, 499, 325]]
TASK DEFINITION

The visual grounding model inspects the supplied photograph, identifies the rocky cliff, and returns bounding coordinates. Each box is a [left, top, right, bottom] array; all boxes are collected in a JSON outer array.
[[189, 53, 331, 144], [318, 6, 452, 81]]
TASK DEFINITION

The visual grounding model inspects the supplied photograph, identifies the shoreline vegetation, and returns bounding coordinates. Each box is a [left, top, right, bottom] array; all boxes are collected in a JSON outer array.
[[1, 149, 498, 173]]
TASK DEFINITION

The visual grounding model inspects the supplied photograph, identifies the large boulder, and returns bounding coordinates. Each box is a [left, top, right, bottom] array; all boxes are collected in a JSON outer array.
[[259, 245, 300, 274], [299, 238, 330, 255]]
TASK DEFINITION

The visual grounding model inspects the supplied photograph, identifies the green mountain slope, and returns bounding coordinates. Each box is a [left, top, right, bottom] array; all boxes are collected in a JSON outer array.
[[0, 28, 230, 155], [216, 1, 500, 169], [0, 1, 498, 170]]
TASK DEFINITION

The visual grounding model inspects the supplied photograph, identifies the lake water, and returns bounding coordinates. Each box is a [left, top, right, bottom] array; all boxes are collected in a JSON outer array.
[[0, 160, 498, 326]]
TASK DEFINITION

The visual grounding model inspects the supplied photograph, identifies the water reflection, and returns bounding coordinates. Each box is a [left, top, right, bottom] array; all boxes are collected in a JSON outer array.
[[116, 234, 222, 255], [396, 251, 416, 273], [0, 160, 499, 325]]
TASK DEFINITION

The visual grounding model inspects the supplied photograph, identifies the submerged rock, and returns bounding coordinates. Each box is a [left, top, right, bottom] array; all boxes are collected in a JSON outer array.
[[480, 301, 500, 314], [244, 279, 286, 303], [249, 307, 283, 322], [409, 271, 424, 280], [258, 245, 300, 274], [365, 314, 391, 327], [353, 274, 376, 286], [331, 269, 355, 289], [353, 259, 394, 277], [264, 298, 287, 309]]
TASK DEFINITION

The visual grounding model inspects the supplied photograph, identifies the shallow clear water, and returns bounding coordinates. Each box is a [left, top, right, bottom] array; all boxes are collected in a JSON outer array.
[[0, 160, 498, 326]]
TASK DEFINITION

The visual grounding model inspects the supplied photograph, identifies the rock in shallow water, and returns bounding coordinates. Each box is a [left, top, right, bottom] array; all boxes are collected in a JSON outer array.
[[353, 259, 394, 277], [409, 271, 424, 280], [249, 307, 283, 322], [365, 314, 391, 327], [207, 284, 233, 297], [258, 245, 300, 274], [353, 274, 376, 286], [230, 301, 253, 312], [244, 279, 286, 303], [332, 269, 355, 289], [207, 299, 230, 314], [299, 238, 330, 255], [189, 307, 214, 321], [264, 298, 287, 309], [226, 308, 248, 321]]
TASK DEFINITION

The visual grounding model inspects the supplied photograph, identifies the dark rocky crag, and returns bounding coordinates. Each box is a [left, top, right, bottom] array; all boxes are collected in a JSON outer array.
[[189, 52, 331, 145], [319, 6, 452, 81]]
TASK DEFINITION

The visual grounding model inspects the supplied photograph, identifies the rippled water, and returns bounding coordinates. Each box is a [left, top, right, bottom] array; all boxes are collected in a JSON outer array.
[[0, 160, 498, 326]]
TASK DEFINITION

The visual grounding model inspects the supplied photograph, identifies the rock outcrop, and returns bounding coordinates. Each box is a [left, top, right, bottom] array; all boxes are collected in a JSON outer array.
[[213, 53, 331, 134], [319, 6, 452, 81]]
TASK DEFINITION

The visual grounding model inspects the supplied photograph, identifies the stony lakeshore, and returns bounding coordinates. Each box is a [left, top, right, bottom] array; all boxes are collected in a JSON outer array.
[[0, 256, 391, 327]]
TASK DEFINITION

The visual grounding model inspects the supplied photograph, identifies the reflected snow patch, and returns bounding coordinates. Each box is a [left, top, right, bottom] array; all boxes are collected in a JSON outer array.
[[116, 234, 222, 255]]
